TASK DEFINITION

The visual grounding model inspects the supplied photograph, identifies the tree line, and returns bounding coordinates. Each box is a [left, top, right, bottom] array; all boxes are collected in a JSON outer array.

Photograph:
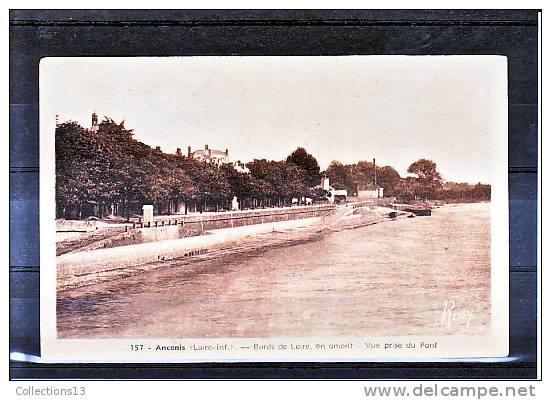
[[55, 119, 328, 220], [55, 117, 490, 220], [324, 158, 490, 202]]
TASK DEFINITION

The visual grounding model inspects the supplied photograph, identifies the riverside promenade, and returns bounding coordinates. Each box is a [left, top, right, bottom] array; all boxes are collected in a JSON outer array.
[[56, 204, 411, 292], [57, 216, 322, 291], [56, 204, 335, 255]]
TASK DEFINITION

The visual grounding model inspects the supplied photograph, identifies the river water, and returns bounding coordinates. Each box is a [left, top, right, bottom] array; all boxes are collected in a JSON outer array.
[[57, 203, 491, 338]]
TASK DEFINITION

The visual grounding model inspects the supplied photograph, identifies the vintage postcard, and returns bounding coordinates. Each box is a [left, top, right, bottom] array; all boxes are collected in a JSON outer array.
[[39, 56, 509, 362]]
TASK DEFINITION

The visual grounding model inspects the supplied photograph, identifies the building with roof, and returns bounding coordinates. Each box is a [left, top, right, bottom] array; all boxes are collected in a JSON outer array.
[[357, 184, 384, 199], [188, 144, 229, 165], [232, 160, 250, 174], [315, 176, 348, 204]]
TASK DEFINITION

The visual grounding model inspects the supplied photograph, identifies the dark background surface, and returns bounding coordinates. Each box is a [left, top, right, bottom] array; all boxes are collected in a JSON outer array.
[[9, 9, 539, 379]]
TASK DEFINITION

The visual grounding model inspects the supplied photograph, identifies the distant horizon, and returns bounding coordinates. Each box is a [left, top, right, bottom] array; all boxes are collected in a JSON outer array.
[[43, 56, 507, 185]]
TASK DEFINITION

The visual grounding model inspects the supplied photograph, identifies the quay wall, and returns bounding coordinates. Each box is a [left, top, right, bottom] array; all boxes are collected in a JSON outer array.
[[56, 217, 324, 292], [92, 205, 335, 251]]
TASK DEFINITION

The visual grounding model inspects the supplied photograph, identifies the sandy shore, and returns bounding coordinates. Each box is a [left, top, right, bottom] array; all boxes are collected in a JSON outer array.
[[57, 205, 410, 292]]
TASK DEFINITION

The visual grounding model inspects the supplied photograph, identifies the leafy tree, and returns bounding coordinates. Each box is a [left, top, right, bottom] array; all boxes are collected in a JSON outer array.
[[395, 176, 419, 201], [407, 159, 442, 182], [324, 161, 354, 193], [246, 159, 309, 207], [377, 166, 402, 196], [286, 147, 321, 186], [353, 160, 376, 187], [406, 159, 443, 200]]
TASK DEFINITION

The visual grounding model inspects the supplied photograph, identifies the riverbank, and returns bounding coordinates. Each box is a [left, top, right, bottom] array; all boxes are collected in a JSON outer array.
[[56, 204, 335, 256], [57, 204, 411, 292], [57, 202, 491, 339]]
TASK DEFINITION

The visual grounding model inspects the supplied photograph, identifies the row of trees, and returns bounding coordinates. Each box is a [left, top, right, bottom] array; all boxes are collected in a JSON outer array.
[[55, 117, 490, 220], [324, 158, 490, 202], [56, 119, 329, 220], [324, 160, 402, 197], [440, 181, 492, 202]]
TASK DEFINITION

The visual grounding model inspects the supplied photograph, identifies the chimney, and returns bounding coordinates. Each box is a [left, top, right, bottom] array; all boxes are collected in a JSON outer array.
[[187, 146, 192, 157], [176, 148, 182, 156], [205, 144, 209, 150], [225, 148, 229, 156], [373, 158, 377, 186]]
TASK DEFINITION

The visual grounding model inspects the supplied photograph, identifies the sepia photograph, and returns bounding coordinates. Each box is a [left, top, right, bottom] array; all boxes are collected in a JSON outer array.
[[39, 56, 509, 361]]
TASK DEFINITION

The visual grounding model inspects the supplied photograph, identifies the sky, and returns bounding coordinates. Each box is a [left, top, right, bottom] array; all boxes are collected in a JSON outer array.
[[40, 56, 507, 184]]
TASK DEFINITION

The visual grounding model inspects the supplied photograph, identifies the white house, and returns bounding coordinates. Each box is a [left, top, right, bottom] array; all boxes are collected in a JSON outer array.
[[357, 184, 384, 199], [188, 144, 229, 165], [232, 160, 250, 173], [318, 177, 348, 204]]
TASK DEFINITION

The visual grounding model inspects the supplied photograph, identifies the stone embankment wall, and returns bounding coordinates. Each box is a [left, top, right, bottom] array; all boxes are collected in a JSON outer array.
[[75, 205, 336, 253]]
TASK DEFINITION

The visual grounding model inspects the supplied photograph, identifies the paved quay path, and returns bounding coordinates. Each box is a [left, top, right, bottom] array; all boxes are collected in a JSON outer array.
[[57, 205, 407, 292], [57, 217, 321, 292]]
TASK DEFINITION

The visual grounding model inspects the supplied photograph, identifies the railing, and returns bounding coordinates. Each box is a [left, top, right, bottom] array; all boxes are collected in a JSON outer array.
[[351, 201, 374, 209], [134, 204, 336, 229]]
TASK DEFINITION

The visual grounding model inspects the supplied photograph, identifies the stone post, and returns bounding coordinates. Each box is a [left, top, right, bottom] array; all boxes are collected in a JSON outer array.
[[142, 205, 154, 227], [231, 196, 240, 211]]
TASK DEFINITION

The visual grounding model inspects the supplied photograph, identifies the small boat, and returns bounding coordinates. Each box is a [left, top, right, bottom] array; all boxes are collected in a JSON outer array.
[[404, 207, 431, 216], [388, 211, 398, 219]]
